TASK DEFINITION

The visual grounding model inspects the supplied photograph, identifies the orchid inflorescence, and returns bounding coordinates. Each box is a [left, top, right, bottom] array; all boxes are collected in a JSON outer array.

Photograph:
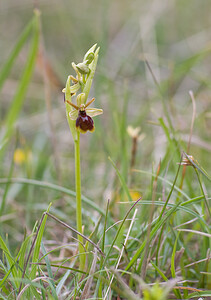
[[63, 44, 103, 138]]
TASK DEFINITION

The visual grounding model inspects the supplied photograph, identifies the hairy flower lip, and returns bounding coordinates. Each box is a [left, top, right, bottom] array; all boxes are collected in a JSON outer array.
[[66, 97, 103, 134], [76, 110, 95, 134]]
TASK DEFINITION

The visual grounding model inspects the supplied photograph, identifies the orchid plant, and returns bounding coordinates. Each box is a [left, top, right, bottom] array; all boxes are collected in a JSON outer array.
[[63, 44, 103, 270]]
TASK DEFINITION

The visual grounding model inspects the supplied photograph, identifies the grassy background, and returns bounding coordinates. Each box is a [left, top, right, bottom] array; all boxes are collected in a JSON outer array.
[[0, 0, 211, 299]]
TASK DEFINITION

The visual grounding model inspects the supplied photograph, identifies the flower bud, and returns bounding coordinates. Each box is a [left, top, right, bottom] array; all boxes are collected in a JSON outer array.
[[76, 63, 90, 74], [84, 52, 94, 64], [77, 93, 86, 106]]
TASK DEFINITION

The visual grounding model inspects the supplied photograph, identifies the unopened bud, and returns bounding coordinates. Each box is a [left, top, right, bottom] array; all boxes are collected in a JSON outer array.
[[76, 63, 90, 74], [84, 52, 94, 64], [77, 93, 86, 106]]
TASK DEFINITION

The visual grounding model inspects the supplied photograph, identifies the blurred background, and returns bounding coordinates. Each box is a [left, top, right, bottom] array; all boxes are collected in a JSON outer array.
[[0, 0, 211, 242]]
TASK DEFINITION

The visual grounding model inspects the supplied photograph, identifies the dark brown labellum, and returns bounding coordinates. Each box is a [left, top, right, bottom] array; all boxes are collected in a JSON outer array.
[[76, 110, 94, 133]]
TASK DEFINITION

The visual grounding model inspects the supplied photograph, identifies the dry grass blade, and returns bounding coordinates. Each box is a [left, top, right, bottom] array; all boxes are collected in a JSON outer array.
[[187, 91, 196, 153], [17, 276, 53, 300], [177, 229, 211, 238], [46, 212, 105, 256]]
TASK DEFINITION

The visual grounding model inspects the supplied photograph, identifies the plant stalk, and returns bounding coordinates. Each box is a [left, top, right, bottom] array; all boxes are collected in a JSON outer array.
[[74, 131, 85, 270]]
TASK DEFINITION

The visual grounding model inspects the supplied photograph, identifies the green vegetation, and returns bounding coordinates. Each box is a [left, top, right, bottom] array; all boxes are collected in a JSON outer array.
[[0, 1, 211, 299]]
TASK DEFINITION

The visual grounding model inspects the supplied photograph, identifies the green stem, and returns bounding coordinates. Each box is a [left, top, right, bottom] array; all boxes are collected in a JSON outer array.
[[74, 131, 85, 270]]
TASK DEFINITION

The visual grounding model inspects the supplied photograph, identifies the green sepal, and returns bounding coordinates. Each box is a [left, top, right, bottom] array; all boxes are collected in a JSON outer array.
[[65, 76, 78, 141]]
